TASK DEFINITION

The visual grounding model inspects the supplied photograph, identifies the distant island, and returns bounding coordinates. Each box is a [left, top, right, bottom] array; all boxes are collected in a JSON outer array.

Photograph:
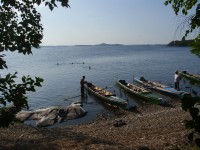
[[96, 43, 124, 46], [167, 40, 193, 47], [75, 43, 124, 46]]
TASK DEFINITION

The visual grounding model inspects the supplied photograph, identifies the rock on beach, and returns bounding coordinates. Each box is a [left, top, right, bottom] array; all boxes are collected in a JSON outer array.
[[15, 102, 87, 127]]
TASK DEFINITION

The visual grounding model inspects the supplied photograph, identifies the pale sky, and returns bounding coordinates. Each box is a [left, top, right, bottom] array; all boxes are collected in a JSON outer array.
[[38, 0, 196, 46]]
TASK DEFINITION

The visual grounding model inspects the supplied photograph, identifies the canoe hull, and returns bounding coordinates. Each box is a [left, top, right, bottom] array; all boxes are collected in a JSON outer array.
[[134, 77, 186, 97], [178, 71, 200, 85], [84, 83, 128, 109], [116, 80, 163, 104]]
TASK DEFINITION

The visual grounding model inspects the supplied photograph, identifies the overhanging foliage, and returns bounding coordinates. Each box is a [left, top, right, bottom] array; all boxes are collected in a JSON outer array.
[[165, 0, 200, 57], [0, 0, 70, 127]]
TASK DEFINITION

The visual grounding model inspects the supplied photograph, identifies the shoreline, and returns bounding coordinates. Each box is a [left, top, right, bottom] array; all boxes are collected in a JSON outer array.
[[0, 98, 192, 149]]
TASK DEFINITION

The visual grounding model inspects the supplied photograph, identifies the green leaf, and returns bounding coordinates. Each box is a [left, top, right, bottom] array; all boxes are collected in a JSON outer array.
[[22, 76, 26, 83]]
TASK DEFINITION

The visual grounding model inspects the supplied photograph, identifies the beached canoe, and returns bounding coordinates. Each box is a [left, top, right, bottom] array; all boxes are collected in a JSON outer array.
[[116, 79, 163, 104], [84, 82, 128, 109], [134, 77, 186, 97], [178, 71, 200, 85]]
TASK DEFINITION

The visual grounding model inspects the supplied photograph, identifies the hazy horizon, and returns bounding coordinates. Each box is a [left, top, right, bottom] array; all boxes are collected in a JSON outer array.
[[38, 0, 196, 46], [40, 43, 168, 47]]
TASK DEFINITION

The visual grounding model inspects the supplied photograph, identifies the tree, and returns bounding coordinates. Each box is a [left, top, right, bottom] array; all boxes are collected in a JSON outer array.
[[164, 0, 200, 57], [165, 0, 200, 147], [0, 0, 70, 127]]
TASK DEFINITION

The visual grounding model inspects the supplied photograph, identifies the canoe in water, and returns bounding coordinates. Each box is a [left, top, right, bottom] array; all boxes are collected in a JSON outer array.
[[116, 79, 163, 105], [84, 82, 128, 109], [178, 71, 200, 85], [134, 77, 186, 97]]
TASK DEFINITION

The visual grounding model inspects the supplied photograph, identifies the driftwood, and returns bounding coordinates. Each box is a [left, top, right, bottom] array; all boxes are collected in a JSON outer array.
[[15, 102, 87, 127]]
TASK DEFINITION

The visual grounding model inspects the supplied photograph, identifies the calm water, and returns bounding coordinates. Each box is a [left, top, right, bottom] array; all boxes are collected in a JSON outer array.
[[2, 45, 200, 125]]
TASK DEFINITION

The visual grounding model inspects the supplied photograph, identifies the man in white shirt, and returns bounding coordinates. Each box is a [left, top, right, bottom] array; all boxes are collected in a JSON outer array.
[[174, 71, 182, 90]]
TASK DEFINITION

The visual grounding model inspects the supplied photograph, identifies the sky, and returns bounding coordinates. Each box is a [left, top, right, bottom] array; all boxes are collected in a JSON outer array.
[[38, 0, 196, 46]]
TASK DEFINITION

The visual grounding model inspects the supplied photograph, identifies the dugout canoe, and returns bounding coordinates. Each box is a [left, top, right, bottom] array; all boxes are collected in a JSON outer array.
[[116, 79, 163, 104], [84, 82, 128, 109], [178, 71, 200, 85], [134, 77, 186, 97]]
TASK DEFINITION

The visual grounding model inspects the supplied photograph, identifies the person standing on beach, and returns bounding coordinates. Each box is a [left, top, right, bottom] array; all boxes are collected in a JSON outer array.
[[174, 71, 182, 90], [80, 76, 87, 97]]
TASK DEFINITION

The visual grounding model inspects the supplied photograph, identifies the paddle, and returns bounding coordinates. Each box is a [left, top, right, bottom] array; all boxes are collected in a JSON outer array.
[[63, 95, 81, 101]]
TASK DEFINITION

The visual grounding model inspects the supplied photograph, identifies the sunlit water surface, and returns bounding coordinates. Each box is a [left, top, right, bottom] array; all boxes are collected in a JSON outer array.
[[2, 45, 200, 126]]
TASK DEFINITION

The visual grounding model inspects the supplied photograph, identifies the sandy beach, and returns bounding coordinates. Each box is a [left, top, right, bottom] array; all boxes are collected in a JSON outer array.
[[0, 97, 193, 150]]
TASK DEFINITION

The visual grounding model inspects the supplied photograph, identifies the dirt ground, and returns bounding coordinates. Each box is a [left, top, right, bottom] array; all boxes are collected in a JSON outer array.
[[0, 97, 195, 150]]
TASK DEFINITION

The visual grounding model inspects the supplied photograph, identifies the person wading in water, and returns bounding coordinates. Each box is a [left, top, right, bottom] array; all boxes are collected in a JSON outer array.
[[80, 76, 87, 98]]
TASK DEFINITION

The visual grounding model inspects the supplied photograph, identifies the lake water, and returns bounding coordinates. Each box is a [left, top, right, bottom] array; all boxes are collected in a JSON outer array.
[[2, 45, 200, 125]]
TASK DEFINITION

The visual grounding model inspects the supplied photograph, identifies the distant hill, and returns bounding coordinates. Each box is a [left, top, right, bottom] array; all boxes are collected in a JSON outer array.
[[167, 40, 193, 47], [75, 43, 124, 46], [96, 43, 124, 46]]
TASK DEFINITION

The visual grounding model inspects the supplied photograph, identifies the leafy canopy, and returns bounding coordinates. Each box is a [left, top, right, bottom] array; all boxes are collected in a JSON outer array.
[[165, 0, 200, 57], [165, 0, 200, 147], [0, 0, 69, 57], [0, 0, 69, 127]]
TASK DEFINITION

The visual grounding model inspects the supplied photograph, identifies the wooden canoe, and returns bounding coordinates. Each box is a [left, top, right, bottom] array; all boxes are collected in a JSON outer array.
[[116, 79, 163, 104], [178, 71, 200, 85], [84, 82, 128, 109], [134, 77, 186, 97]]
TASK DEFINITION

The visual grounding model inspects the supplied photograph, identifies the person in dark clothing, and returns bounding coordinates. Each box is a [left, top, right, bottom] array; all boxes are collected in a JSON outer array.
[[80, 76, 87, 97]]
